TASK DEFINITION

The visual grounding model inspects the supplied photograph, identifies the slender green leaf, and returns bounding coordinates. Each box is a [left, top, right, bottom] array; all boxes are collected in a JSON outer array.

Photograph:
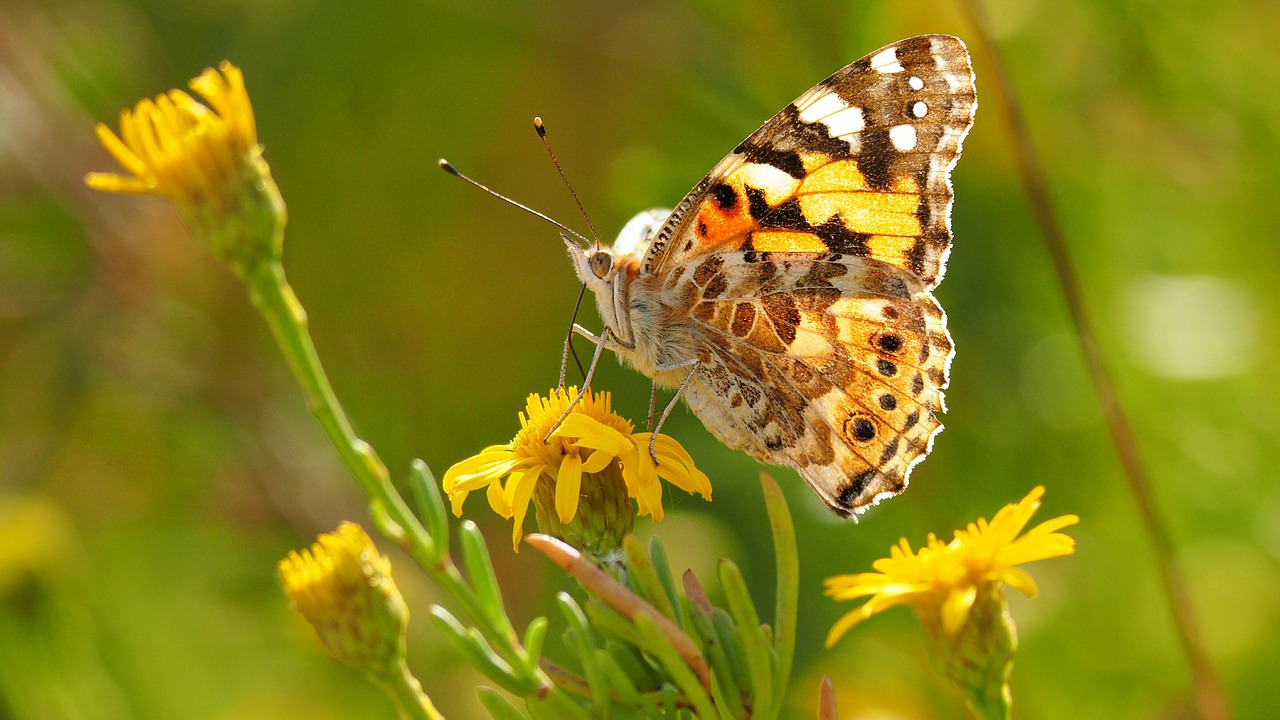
[[622, 535, 677, 622], [409, 459, 449, 559], [605, 638, 661, 692], [720, 561, 773, 718], [478, 687, 530, 720], [556, 593, 610, 719], [648, 535, 682, 625], [634, 614, 717, 719], [522, 617, 549, 673], [712, 608, 749, 694], [661, 683, 678, 716], [686, 597, 745, 719], [708, 674, 741, 720], [584, 600, 643, 647], [459, 520, 507, 630], [595, 649, 643, 706], [428, 606, 530, 695], [759, 472, 797, 700]]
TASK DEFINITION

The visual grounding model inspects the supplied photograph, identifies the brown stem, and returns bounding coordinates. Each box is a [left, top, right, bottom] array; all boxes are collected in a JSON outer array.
[[525, 534, 713, 694], [818, 676, 838, 720], [957, 4, 1231, 719]]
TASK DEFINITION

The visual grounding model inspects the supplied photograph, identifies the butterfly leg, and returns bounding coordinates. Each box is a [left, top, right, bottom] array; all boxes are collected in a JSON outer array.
[[645, 382, 658, 432], [543, 325, 634, 443], [645, 358, 700, 464], [570, 323, 635, 352]]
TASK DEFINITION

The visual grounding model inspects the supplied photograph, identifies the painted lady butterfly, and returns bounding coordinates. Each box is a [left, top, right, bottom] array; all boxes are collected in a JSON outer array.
[[566, 35, 977, 516]]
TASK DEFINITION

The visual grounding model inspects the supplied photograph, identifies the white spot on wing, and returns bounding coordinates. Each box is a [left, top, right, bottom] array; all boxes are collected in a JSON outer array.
[[823, 106, 865, 137], [870, 47, 904, 73], [798, 93, 846, 124], [908, 76, 925, 91], [741, 162, 801, 204], [889, 124, 917, 151], [911, 101, 928, 118]]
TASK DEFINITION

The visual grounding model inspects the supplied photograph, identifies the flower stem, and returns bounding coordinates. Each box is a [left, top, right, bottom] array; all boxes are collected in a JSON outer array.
[[244, 263, 434, 558], [960, 684, 1011, 720], [243, 261, 551, 685], [371, 658, 445, 720]]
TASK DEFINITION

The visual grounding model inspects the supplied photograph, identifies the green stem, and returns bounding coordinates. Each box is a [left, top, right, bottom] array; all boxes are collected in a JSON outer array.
[[960, 684, 1011, 720], [244, 261, 557, 690], [372, 658, 445, 720], [245, 263, 396, 508]]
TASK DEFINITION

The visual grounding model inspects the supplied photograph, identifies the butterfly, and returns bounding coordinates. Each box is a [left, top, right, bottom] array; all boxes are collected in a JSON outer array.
[[564, 34, 976, 516]]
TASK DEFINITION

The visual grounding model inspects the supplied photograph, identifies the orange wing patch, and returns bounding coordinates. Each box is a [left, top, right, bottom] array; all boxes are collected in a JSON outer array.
[[688, 149, 929, 268]]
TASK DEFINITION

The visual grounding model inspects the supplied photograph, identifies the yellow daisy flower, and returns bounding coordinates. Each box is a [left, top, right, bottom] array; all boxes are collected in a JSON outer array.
[[278, 522, 408, 675], [825, 486, 1078, 646], [86, 61, 257, 204], [443, 387, 711, 552], [824, 486, 1077, 720], [86, 62, 285, 276]]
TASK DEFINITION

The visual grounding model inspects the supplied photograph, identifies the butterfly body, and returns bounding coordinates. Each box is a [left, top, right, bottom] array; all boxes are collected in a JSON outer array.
[[566, 35, 976, 516]]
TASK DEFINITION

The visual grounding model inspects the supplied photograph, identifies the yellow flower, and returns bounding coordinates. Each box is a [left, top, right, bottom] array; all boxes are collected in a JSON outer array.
[[443, 387, 711, 552], [825, 486, 1077, 719], [278, 522, 409, 675], [86, 62, 257, 204], [86, 62, 285, 276], [825, 486, 1077, 646]]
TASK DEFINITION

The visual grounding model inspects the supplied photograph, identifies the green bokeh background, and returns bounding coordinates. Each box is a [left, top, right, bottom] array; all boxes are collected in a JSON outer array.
[[3, 0, 1278, 717]]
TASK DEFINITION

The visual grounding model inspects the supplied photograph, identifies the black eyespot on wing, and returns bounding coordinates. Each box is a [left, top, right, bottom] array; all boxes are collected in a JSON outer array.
[[711, 182, 738, 210], [877, 334, 903, 353], [853, 419, 875, 442]]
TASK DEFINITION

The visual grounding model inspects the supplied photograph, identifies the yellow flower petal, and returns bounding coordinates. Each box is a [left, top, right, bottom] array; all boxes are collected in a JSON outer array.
[[507, 467, 541, 552], [555, 453, 583, 524], [558, 414, 633, 456], [999, 566, 1040, 598], [93, 122, 148, 177], [486, 478, 512, 518], [581, 449, 614, 474], [825, 590, 920, 647], [941, 585, 977, 636], [824, 574, 928, 601]]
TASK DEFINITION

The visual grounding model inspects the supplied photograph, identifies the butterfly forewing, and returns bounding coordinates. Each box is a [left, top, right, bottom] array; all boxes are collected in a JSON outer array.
[[646, 34, 975, 290]]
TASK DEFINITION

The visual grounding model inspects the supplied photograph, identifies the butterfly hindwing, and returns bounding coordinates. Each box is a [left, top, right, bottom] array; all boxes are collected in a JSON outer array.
[[671, 250, 952, 514]]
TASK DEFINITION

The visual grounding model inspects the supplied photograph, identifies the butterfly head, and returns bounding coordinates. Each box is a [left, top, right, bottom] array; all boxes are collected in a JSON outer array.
[[566, 208, 671, 289]]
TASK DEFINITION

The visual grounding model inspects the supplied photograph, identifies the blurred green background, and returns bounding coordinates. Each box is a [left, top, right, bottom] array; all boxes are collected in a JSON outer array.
[[2, 0, 1278, 717]]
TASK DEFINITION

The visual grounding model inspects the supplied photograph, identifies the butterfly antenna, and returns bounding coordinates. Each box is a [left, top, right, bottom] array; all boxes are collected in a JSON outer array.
[[534, 117, 602, 248], [438, 159, 591, 245]]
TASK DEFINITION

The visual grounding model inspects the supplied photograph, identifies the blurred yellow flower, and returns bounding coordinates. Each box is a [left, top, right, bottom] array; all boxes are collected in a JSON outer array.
[[86, 61, 285, 276], [278, 522, 408, 675], [86, 61, 257, 206], [443, 387, 711, 552], [825, 486, 1077, 646]]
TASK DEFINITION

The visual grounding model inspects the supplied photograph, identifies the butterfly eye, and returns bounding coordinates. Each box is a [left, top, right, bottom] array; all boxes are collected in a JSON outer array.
[[590, 251, 613, 278]]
